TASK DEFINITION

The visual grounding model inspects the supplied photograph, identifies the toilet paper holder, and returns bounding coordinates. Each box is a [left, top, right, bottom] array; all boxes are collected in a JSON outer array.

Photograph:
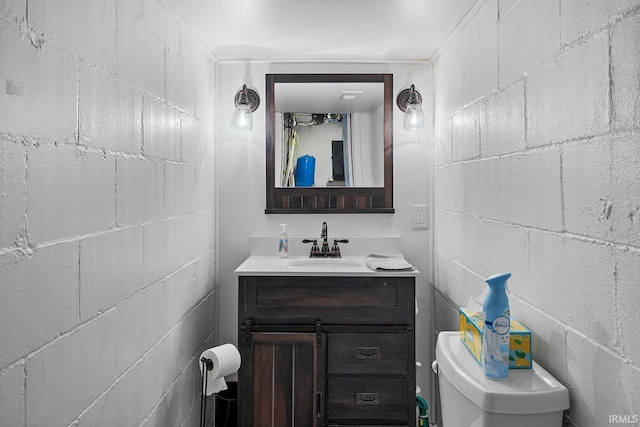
[[200, 357, 212, 427], [199, 344, 241, 427], [201, 356, 214, 371]]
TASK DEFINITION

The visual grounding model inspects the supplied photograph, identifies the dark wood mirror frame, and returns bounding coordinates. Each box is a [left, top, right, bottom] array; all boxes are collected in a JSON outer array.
[[265, 73, 394, 214]]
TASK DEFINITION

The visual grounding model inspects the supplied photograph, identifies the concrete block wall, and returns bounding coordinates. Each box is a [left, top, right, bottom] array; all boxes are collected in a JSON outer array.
[[0, 0, 216, 426], [432, 0, 640, 425]]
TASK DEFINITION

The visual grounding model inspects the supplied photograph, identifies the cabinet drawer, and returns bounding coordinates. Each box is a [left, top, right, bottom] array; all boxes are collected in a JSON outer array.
[[240, 276, 413, 325], [328, 333, 408, 375], [327, 378, 409, 422]]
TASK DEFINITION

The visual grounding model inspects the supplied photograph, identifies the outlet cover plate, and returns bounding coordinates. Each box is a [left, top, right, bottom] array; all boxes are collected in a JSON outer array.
[[412, 204, 429, 229]]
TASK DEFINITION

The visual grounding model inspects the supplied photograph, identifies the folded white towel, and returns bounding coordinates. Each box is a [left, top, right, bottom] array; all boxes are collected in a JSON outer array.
[[364, 253, 416, 271]]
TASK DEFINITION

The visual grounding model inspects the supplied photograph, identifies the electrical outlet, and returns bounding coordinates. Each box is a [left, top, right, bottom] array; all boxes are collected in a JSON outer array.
[[412, 204, 429, 229]]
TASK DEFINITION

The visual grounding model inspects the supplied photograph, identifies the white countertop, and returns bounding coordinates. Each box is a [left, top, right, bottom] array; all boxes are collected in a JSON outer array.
[[235, 255, 420, 277]]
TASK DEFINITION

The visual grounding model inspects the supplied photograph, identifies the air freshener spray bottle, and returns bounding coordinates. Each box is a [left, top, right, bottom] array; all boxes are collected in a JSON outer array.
[[278, 224, 288, 258], [482, 272, 511, 379]]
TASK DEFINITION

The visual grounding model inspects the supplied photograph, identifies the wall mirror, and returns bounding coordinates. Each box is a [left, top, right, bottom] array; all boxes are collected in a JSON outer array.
[[265, 73, 394, 214]]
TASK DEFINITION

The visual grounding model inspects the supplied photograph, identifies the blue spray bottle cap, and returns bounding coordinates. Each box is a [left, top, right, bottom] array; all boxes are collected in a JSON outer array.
[[483, 273, 511, 311]]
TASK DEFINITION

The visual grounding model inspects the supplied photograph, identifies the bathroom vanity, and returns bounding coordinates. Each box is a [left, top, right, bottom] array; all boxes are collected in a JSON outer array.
[[235, 256, 418, 427]]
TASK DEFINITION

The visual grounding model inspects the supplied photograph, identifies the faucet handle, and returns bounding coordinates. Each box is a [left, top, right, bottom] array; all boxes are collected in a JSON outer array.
[[331, 239, 349, 257], [302, 239, 320, 256]]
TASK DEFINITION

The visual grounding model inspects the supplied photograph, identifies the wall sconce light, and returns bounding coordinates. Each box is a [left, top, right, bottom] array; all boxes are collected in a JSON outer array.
[[232, 84, 260, 130], [396, 84, 424, 130]]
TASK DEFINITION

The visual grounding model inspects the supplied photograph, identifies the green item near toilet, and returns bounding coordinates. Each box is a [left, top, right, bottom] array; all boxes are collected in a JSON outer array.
[[416, 395, 429, 426]]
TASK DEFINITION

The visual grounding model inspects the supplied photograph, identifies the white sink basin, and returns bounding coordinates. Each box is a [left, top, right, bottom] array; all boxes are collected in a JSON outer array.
[[287, 258, 364, 270]]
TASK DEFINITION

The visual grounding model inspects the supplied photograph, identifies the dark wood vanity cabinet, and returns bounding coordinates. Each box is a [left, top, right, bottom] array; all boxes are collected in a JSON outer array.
[[237, 275, 416, 427]]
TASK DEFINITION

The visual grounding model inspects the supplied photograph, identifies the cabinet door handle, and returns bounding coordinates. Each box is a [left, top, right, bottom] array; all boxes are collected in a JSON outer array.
[[316, 391, 322, 417], [356, 392, 379, 405], [356, 346, 380, 359]]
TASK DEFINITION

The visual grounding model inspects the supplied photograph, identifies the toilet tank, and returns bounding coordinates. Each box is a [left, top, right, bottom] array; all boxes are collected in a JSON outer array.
[[434, 331, 569, 427]]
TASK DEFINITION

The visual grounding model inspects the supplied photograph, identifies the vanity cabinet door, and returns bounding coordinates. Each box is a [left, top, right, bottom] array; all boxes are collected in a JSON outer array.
[[238, 332, 326, 427]]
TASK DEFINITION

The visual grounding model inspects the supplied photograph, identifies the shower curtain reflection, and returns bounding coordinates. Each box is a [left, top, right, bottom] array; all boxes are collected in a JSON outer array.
[[276, 111, 382, 188]]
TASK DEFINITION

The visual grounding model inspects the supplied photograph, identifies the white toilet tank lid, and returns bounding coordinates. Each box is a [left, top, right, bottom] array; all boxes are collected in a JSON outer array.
[[435, 331, 570, 415]]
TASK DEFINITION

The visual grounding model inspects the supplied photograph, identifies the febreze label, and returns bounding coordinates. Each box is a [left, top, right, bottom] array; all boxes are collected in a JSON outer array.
[[493, 312, 510, 355], [493, 316, 510, 334]]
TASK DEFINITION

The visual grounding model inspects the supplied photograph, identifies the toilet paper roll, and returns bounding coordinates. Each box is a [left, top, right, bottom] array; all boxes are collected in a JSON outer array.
[[199, 343, 241, 396]]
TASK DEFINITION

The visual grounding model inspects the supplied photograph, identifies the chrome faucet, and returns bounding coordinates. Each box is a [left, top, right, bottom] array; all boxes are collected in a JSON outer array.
[[303, 222, 349, 258]]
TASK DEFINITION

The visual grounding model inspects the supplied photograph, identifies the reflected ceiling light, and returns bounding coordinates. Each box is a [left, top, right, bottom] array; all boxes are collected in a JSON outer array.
[[232, 84, 260, 130], [396, 84, 424, 130], [339, 91, 363, 100]]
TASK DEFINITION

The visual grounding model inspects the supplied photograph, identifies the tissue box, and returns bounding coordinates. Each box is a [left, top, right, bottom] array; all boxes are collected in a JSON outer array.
[[459, 308, 532, 369]]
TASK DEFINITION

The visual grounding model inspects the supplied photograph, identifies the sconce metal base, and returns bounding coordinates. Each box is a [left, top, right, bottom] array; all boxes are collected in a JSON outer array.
[[235, 87, 260, 113], [396, 87, 422, 112]]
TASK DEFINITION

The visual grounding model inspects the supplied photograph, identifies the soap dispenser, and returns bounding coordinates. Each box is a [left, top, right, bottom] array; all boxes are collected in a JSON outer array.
[[278, 224, 289, 258]]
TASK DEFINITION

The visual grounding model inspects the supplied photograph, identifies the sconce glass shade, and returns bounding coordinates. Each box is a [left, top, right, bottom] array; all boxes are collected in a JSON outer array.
[[396, 84, 424, 130], [404, 101, 424, 130], [232, 84, 260, 130], [232, 104, 253, 130]]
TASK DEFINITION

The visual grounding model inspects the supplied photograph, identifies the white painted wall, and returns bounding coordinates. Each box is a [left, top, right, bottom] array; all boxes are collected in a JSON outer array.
[[433, 1, 640, 426], [216, 61, 434, 401], [0, 0, 216, 425]]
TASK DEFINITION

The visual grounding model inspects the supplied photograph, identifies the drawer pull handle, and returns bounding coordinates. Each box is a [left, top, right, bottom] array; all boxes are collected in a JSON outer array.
[[356, 347, 380, 359], [356, 392, 379, 405]]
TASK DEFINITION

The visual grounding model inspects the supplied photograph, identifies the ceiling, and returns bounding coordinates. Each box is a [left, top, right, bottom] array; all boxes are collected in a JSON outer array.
[[161, 0, 479, 62], [275, 82, 383, 114]]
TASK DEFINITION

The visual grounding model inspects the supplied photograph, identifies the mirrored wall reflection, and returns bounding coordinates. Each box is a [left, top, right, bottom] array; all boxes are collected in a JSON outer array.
[[274, 82, 385, 188]]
